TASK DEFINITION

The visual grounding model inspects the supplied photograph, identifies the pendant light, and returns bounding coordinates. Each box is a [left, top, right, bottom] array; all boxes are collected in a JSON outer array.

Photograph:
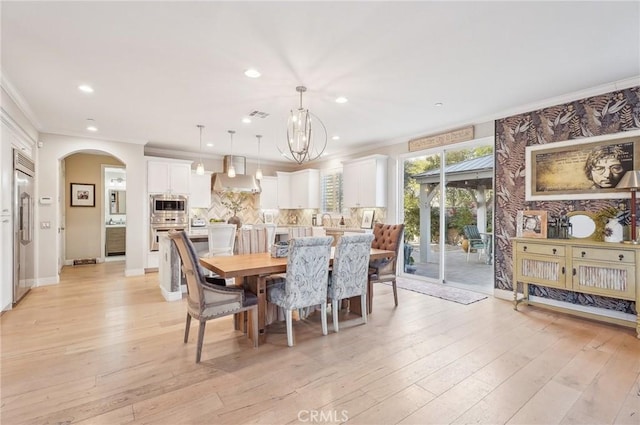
[[255, 134, 263, 180], [195, 124, 205, 175], [227, 130, 236, 178], [278, 86, 327, 164]]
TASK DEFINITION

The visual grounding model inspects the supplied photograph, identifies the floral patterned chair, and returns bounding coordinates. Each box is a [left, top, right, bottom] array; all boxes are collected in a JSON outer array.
[[267, 236, 333, 346], [169, 231, 258, 362], [328, 233, 375, 332]]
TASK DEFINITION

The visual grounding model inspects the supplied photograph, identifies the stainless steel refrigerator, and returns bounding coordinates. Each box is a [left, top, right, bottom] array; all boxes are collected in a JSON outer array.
[[14, 149, 35, 304]]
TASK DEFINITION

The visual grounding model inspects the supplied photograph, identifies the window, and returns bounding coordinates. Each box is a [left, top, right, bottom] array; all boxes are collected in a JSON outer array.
[[321, 168, 343, 214]]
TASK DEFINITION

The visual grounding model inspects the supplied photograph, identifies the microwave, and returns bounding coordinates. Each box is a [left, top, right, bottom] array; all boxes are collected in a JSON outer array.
[[150, 194, 188, 215]]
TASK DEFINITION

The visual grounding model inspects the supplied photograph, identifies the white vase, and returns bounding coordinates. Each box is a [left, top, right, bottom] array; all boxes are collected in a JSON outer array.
[[604, 218, 623, 243]]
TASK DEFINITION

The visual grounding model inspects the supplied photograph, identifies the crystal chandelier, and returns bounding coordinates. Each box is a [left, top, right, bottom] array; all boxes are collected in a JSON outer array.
[[195, 124, 205, 175], [278, 86, 327, 164]]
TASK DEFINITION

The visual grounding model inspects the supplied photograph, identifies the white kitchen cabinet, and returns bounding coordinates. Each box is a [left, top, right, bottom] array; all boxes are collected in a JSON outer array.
[[146, 158, 191, 194], [276, 171, 291, 209], [259, 176, 278, 210], [277, 169, 320, 209], [190, 171, 212, 208], [343, 155, 388, 208]]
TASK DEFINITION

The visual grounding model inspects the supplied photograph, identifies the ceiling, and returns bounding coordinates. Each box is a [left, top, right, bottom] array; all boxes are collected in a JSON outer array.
[[2, 1, 639, 164]]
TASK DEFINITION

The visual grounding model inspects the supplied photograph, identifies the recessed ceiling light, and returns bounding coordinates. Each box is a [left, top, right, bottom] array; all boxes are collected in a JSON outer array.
[[434, 102, 444, 107], [242, 117, 252, 124], [206, 143, 214, 147], [78, 84, 94, 93], [332, 135, 340, 140], [244, 69, 261, 78], [86, 119, 98, 132], [335, 96, 348, 104]]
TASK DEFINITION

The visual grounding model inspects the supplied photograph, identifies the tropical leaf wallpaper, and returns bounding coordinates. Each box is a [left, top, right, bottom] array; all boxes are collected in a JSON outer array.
[[494, 86, 640, 314]]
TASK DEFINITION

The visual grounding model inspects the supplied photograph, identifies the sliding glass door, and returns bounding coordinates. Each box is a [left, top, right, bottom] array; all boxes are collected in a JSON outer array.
[[401, 139, 494, 293]]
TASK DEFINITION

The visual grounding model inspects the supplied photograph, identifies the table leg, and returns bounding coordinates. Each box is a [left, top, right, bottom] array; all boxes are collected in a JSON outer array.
[[246, 275, 267, 344], [348, 279, 373, 316]]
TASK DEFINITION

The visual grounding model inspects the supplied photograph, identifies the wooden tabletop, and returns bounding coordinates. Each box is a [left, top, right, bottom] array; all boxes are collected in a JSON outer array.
[[199, 248, 396, 278]]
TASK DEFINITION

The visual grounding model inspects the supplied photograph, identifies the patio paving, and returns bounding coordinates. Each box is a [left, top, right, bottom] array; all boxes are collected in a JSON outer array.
[[404, 244, 494, 295]]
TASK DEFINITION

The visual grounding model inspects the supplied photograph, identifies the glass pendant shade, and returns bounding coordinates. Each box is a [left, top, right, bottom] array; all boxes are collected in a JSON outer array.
[[227, 130, 236, 178], [196, 124, 205, 175], [255, 134, 263, 180]]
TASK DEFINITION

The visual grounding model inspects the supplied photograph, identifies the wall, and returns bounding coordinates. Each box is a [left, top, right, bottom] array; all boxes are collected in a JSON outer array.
[[64, 153, 124, 261], [1, 85, 38, 310], [494, 86, 640, 314], [37, 134, 146, 282]]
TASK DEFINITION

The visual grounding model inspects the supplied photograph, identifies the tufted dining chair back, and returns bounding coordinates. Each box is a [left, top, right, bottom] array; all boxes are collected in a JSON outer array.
[[369, 223, 405, 309], [328, 233, 375, 332]]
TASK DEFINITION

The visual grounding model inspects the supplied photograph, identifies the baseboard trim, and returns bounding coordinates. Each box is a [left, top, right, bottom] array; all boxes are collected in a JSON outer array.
[[160, 285, 182, 302], [38, 276, 60, 286], [125, 268, 145, 277]]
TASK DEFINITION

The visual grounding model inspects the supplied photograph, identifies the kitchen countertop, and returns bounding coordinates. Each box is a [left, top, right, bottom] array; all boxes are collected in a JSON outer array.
[[105, 224, 126, 228]]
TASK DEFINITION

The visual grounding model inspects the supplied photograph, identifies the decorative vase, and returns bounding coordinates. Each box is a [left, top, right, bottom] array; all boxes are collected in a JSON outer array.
[[604, 218, 623, 243], [227, 215, 241, 228]]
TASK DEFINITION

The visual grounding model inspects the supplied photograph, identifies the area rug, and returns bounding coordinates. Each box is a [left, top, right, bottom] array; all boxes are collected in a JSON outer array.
[[385, 277, 488, 305]]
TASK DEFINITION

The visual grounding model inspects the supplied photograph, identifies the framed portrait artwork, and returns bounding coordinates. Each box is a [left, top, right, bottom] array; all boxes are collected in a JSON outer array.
[[263, 211, 274, 224], [70, 183, 95, 207], [525, 130, 640, 201], [516, 210, 547, 238], [361, 209, 375, 229]]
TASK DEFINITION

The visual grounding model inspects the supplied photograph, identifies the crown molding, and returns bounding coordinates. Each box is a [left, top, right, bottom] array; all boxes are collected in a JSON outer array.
[[0, 72, 41, 130]]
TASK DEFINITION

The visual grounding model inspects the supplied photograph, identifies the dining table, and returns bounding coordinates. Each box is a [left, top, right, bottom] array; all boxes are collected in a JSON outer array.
[[199, 247, 396, 344]]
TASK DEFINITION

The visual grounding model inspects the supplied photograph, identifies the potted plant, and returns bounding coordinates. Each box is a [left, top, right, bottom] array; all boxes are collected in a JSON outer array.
[[220, 192, 247, 227]]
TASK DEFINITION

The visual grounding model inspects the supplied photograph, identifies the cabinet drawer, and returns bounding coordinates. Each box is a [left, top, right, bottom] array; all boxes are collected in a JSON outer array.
[[572, 247, 635, 264], [515, 242, 565, 257]]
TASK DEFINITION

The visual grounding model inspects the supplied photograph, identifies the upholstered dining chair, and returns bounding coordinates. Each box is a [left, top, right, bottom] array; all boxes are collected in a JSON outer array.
[[169, 230, 258, 363], [462, 224, 487, 262], [328, 233, 375, 332], [267, 236, 333, 346], [369, 223, 405, 310], [254, 223, 276, 249], [208, 223, 237, 256]]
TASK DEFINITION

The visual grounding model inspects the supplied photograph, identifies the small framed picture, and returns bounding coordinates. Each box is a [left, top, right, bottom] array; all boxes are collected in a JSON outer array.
[[263, 211, 274, 224], [70, 183, 95, 207], [361, 209, 375, 229], [516, 210, 547, 238]]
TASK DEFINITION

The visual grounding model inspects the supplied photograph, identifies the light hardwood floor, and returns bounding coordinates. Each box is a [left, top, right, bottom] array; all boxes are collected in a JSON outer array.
[[1, 262, 639, 424]]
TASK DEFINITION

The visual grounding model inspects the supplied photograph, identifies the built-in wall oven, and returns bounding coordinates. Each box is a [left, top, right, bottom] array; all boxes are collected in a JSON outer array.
[[150, 194, 188, 251]]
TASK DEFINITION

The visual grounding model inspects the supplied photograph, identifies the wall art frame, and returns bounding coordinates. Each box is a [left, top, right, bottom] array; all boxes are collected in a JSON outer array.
[[361, 209, 375, 229], [516, 210, 548, 238], [70, 183, 95, 207], [525, 130, 640, 201]]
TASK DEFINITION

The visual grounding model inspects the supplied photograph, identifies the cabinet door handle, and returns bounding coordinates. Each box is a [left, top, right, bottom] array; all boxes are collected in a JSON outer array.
[[581, 251, 586, 258], [552, 248, 557, 255], [523, 246, 527, 252], [561, 266, 565, 275], [618, 254, 624, 261], [572, 268, 576, 276]]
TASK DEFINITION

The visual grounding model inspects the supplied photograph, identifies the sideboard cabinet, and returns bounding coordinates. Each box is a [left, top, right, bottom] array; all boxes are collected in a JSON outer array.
[[512, 237, 639, 338]]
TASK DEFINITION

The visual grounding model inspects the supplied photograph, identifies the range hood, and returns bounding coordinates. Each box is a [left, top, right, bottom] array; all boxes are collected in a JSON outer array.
[[211, 156, 261, 193]]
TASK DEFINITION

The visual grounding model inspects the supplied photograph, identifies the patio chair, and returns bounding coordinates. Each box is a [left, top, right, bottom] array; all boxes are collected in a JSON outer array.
[[462, 224, 487, 262]]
